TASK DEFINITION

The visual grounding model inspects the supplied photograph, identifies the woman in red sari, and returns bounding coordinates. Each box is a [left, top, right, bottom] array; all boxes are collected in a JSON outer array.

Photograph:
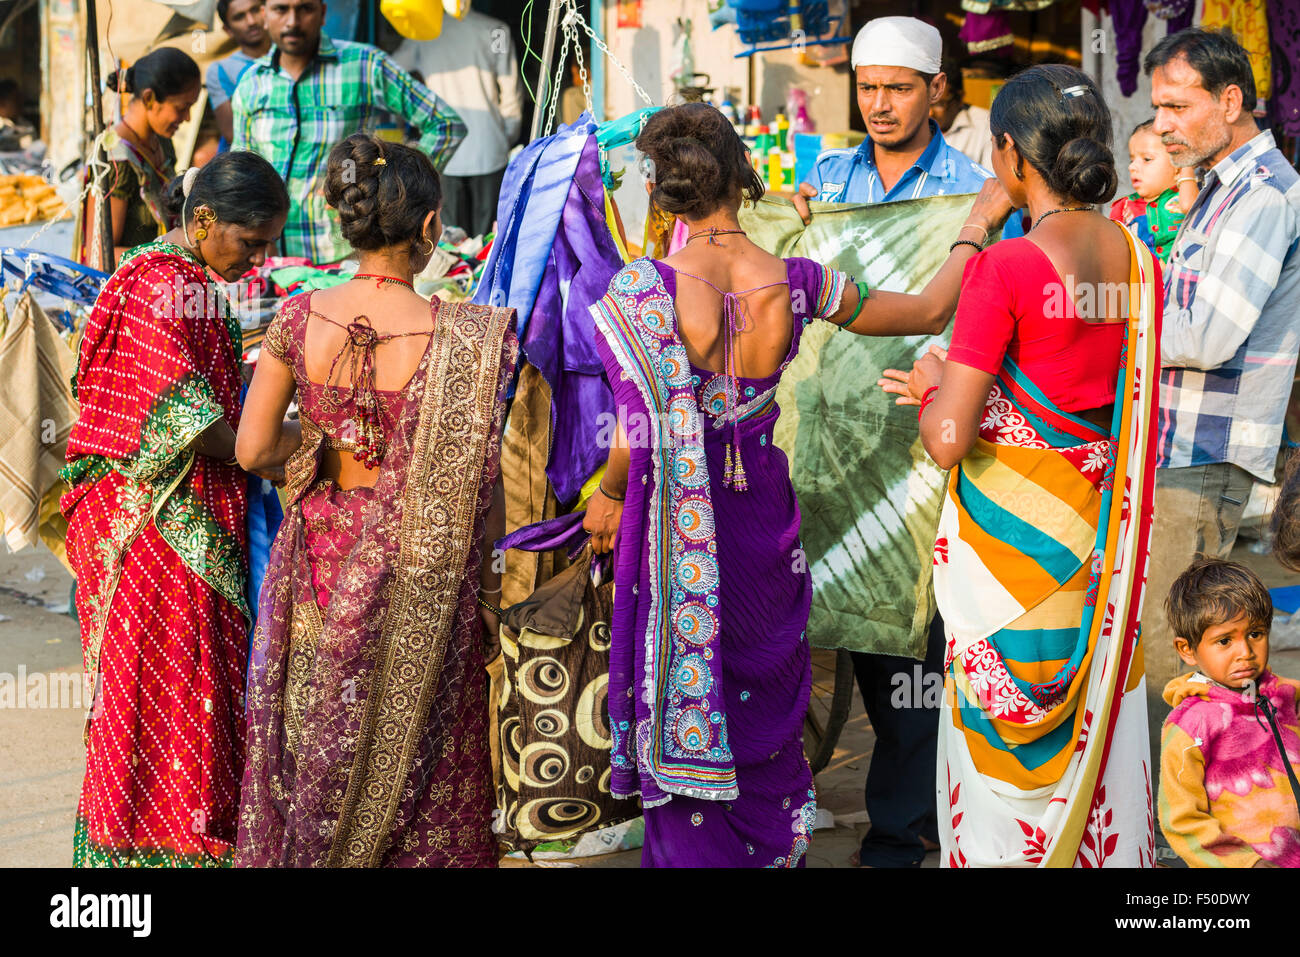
[[62, 151, 288, 867]]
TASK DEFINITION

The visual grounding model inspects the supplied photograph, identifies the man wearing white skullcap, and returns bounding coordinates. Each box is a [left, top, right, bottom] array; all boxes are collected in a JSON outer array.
[[793, 16, 1011, 872], [793, 16, 993, 222], [852, 15, 943, 77]]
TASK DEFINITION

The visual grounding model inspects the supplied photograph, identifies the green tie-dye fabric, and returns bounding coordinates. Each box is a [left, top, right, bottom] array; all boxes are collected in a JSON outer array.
[[740, 193, 982, 658]]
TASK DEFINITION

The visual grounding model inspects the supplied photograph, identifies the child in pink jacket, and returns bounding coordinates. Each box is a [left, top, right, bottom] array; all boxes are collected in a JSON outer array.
[[1159, 559, 1300, 867]]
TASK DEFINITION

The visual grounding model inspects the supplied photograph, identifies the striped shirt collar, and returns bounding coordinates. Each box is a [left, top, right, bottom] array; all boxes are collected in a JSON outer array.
[[1202, 128, 1276, 191]]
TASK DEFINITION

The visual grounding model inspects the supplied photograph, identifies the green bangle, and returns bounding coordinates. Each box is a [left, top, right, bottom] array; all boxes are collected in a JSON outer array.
[[834, 280, 870, 329]]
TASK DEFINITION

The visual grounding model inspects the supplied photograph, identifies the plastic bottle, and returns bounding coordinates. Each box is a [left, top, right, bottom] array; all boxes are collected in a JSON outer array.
[[794, 101, 815, 134], [788, 87, 815, 134], [767, 148, 783, 191], [781, 149, 795, 188], [774, 112, 789, 151], [744, 105, 762, 139], [719, 91, 739, 130]]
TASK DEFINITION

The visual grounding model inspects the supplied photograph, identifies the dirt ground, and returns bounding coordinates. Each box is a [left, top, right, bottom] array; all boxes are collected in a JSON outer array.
[[2, 537, 1295, 869], [0, 546, 84, 867]]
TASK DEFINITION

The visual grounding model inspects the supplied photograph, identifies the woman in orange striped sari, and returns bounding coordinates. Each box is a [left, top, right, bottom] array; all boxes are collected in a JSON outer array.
[[883, 66, 1161, 867]]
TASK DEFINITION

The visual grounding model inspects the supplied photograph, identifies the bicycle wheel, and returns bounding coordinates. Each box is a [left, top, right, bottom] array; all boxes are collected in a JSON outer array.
[[803, 647, 854, 774]]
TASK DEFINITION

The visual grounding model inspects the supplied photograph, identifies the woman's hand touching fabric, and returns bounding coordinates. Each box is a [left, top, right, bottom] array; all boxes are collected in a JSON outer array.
[[879, 345, 947, 405]]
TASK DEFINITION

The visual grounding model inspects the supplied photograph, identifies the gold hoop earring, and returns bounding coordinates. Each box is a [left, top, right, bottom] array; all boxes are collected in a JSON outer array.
[[421, 237, 434, 256]]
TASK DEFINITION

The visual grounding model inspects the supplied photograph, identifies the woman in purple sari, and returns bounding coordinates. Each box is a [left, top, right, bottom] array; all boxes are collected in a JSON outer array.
[[585, 104, 1013, 867], [233, 135, 516, 867]]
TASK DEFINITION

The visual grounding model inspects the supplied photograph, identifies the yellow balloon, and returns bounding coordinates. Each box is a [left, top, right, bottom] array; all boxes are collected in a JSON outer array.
[[380, 0, 444, 41]]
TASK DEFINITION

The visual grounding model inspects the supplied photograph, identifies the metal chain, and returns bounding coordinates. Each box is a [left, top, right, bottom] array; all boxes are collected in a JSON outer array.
[[572, 7, 654, 107], [17, 129, 109, 253], [539, 0, 657, 137], [572, 11, 593, 116], [540, 10, 574, 138]]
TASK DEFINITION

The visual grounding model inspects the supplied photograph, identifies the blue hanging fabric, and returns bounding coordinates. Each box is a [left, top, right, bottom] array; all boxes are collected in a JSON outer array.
[[240, 381, 283, 648], [471, 113, 625, 505], [245, 476, 282, 624], [472, 112, 597, 350]]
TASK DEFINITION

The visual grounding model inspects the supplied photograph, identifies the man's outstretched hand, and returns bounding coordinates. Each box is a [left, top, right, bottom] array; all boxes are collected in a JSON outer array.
[[792, 182, 818, 225]]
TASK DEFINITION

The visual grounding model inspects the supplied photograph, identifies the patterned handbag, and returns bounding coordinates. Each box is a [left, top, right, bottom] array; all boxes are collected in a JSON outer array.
[[491, 516, 635, 853]]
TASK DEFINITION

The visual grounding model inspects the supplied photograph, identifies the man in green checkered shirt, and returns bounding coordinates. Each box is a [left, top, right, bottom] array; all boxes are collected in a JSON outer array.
[[231, 0, 466, 263]]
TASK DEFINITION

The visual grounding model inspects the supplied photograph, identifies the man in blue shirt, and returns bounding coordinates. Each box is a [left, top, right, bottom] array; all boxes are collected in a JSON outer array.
[[793, 17, 1002, 870], [793, 18, 992, 222], [206, 0, 271, 148]]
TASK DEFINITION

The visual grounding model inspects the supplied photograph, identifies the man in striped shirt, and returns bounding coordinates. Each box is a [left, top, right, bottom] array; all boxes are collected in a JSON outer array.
[[231, 0, 466, 263], [1140, 29, 1300, 796]]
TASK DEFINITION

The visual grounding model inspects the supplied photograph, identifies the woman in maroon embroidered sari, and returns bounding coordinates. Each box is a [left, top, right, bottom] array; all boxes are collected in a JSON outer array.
[[63, 152, 288, 866], [235, 134, 516, 867]]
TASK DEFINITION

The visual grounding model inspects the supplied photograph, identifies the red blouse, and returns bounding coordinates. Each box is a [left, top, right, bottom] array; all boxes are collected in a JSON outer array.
[[946, 237, 1126, 413]]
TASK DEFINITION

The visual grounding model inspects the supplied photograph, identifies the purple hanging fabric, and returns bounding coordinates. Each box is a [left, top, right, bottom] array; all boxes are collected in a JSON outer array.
[[496, 511, 612, 579], [1138, 2, 1192, 55], [1165, 0, 1193, 32], [1269, 0, 1300, 135], [1144, 0, 1191, 19], [1111, 0, 1148, 97], [960, 11, 1015, 55], [518, 134, 626, 506]]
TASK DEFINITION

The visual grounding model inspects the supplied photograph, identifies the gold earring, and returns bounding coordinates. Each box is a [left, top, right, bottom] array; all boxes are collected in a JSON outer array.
[[194, 207, 215, 242], [421, 237, 434, 255]]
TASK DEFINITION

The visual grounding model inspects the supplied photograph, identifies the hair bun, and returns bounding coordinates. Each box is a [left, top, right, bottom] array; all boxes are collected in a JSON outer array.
[[105, 65, 134, 94], [162, 171, 188, 222], [652, 135, 723, 217], [324, 132, 442, 251], [1050, 136, 1117, 206], [635, 102, 765, 221]]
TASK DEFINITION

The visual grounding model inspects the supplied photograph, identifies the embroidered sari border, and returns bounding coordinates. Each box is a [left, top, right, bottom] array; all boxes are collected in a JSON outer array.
[[328, 302, 516, 865], [589, 259, 739, 801]]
